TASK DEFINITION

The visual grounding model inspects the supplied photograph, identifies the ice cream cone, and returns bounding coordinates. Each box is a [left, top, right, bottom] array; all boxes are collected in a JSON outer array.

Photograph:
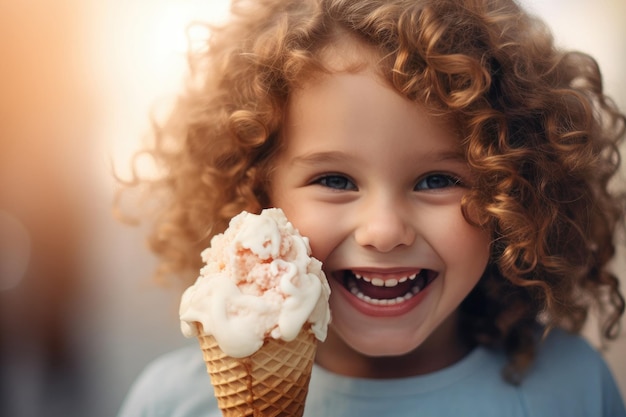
[[181, 210, 330, 416], [198, 325, 317, 417]]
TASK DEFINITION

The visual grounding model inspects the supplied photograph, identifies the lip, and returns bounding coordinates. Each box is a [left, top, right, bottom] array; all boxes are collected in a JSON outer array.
[[331, 269, 437, 318]]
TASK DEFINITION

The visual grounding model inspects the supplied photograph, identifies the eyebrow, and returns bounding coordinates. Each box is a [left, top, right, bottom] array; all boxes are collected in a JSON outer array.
[[431, 150, 466, 163], [290, 151, 352, 166], [290, 149, 466, 166]]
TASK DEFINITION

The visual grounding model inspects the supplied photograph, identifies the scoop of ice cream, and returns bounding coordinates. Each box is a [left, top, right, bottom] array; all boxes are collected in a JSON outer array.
[[179, 208, 331, 358]]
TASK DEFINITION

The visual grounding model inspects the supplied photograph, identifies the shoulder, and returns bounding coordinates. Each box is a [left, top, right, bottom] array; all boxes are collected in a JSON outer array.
[[531, 328, 613, 378], [116, 344, 220, 417], [521, 328, 626, 416]]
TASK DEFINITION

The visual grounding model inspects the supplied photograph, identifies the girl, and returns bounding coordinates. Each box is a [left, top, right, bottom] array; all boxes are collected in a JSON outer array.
[[118, 0, 626, 415]]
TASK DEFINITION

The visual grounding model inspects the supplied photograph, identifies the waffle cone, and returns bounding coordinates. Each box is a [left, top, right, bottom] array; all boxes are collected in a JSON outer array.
[[197, 327, 317, 417]]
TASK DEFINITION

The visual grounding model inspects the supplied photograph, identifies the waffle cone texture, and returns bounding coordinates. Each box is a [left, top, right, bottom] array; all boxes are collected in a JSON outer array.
[[197, 328, 317, 417]]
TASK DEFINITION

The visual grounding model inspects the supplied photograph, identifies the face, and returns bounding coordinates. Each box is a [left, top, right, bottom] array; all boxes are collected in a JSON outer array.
[[269, 70, 491, 377]]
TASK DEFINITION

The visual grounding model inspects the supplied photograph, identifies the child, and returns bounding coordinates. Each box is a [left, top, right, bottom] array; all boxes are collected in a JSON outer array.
[[117, 0, 626, 415]]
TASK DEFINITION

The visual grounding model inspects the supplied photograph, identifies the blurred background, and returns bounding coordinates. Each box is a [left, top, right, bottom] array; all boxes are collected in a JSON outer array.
[[0, 1, 623, 416]]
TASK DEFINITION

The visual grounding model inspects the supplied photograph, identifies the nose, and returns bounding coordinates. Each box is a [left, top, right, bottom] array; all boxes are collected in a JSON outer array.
[[354, 199, 416, 252]]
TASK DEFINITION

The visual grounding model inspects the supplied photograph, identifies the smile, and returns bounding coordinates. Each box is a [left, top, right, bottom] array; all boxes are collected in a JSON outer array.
[[342, 269, 437, 306]]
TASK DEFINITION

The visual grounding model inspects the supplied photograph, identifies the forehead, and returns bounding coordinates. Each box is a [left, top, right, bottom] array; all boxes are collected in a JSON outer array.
[[274, 29, 464, 160], [285, 55, 461, 144], [283, 70, 463, 161]]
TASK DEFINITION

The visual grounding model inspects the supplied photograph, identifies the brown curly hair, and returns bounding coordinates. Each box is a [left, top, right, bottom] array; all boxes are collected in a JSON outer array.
[[124, 0, 626, 382]]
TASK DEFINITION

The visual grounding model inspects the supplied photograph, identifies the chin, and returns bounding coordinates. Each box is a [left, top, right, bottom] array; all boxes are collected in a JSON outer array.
[[356, 344, 418, 358], [333, 324, 426, 357]]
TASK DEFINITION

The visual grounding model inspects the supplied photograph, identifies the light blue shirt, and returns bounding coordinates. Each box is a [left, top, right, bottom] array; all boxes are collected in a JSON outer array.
[[117, 329, 625, 417]]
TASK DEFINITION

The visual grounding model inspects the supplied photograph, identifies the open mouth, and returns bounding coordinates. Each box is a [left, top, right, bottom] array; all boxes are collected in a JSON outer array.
[[341, 269, 437, 306]]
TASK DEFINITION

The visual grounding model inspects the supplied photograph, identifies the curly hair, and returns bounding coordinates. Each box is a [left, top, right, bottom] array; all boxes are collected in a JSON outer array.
[[125, 0, 626, 382]]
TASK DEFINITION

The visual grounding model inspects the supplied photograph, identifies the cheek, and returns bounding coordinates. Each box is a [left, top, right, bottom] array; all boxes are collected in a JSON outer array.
[[270, 201, 336, 263], [425, 207, 490, 273], [447, 225, 491, 280]]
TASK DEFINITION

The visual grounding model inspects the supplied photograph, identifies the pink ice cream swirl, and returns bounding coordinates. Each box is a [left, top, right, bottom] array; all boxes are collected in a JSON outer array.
[[179, 208, 331, 358]]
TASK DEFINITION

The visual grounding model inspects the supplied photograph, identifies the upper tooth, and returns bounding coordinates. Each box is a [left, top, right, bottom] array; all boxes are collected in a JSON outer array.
[[371, 278, 384, 287], [353, 272, 418, 287], [355, 273, 371, 282]]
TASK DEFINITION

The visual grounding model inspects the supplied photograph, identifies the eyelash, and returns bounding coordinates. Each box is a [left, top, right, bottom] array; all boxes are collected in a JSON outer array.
[[414, 173, 463, 190], [312, 174, 357, 191], [312, 173, 464, 191]]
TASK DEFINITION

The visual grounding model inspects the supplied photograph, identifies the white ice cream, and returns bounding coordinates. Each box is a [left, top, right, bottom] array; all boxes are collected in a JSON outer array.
[[180, 208, 331, 358]]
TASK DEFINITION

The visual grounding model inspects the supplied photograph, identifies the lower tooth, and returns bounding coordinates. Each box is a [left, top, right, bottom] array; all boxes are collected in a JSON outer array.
[[351, 290, 413, 306], [348, 279, 417, 305]]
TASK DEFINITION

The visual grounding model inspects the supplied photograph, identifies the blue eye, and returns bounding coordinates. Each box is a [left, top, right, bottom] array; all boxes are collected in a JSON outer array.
[[315, 175, 357, 190], [415, 174, 461, 190]]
